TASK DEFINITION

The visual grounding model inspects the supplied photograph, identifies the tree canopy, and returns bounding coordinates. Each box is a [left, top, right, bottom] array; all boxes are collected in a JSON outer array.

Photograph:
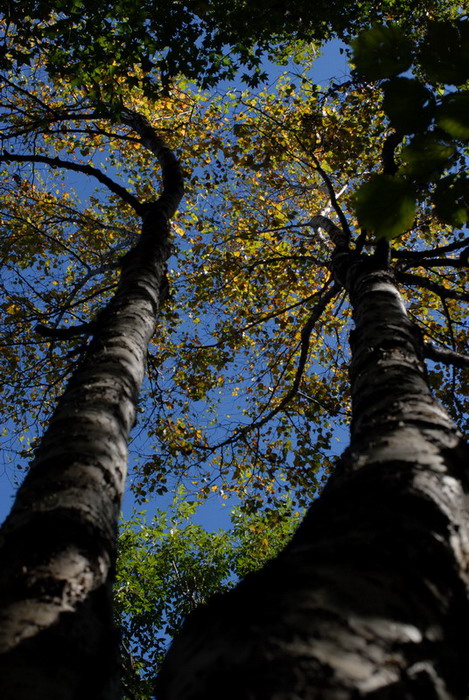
[[0, 3, 468, 698], [0, 16, 467, 512], [1, 0, 459, 98], [116, 493, 302, 697]]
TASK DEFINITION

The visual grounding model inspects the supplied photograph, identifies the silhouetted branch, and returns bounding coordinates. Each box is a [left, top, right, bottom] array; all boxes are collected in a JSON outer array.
[[204, 281, 341, 450], [399, 257, 467, 268], [310, 155, 352, 241], [382, 131, 403, 175], [424, 343, 469, 369], [0, 151, 142, 213], [35, 322, 92, 339], [396, 271, 469, 302], [393, 237, 469, 260]]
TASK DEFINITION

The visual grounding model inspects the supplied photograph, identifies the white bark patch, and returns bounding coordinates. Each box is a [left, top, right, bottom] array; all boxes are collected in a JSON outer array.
[[368, 280, 408, 315], [307, 638, 400, 691], [352, 618, 423, 644]]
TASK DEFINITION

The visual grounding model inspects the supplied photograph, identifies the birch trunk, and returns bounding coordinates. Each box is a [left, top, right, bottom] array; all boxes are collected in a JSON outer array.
[[0, 115, 183, 699], [156, 254, 469, 699]]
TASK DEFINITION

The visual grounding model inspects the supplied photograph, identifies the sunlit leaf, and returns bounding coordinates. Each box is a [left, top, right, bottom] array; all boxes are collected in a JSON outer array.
[[433, 175, 469, 226], [400, 133, 456, 181], [352, 24, 413, 81], [436, 93, 469, 141], [354, 174, 416, 239], [382, 78, 435, 134]]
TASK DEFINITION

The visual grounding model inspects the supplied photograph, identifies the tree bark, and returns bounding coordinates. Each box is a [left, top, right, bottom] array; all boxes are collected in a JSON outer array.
[[0, 115, 183, 699], [156, 254, 469, 699]]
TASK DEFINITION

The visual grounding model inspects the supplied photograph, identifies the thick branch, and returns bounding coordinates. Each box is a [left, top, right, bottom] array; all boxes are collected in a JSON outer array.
[[393, 236, 469, 260], [0, 103, 185, 697], [424, 343, 469, 369], [398, 256, 467, 268], [381, 131, 403, 175], [35, 323, 92, 339], [396, 270, 469, 302], [117, 107, 184, 219], [307, 216, 349, 250], [157, 255, 469, 700]]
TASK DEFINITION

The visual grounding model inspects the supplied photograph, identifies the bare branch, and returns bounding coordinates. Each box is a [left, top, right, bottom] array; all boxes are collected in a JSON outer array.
[[398, 257, 467, 269], [310, 154, 352, 241], [382, 131, 403, 175], [35, 323, 92, 340], [0, 151, 142, 213], [184, 292, 323, 351]]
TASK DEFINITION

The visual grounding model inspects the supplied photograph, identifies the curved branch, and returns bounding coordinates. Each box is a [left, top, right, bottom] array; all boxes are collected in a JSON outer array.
[[117, 107, 184, 219], [0, 151, 142, 213], [424, 343, 469, 369], [184, 291, 322, 351], [310, 154, 352, 241]]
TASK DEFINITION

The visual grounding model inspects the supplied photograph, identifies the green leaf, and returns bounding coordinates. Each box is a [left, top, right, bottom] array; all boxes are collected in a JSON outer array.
[[400, 133, 456, 182], [382, 78, 435, 134], [319, 159, 332, 173], [354, 174, 416, 239], [352, 24, 413, 81], [433, 175, 469, 226], [418, 20, 469, 85], [436, 93, 469, 141]]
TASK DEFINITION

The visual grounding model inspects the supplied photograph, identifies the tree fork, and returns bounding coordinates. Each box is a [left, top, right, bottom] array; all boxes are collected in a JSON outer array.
[[156, 254, 469, 700]]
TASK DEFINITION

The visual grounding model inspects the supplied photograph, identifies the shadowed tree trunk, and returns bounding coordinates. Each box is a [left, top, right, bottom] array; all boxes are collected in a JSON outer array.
[[156, 250, 469, 699], [0, 111, 183, 700]]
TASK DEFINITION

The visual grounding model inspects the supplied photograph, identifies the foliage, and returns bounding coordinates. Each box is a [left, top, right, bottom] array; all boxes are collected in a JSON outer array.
[[1, 0, 458, 101], [352, 19, 469, 237], [0, 7, 467, 698], [116, 493, 302, 698], [354, 174, 416, 240], [0, 41, 467, 520]]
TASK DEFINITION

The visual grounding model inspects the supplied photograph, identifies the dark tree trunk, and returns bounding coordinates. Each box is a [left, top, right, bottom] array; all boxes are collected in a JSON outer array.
[[156, 254, 469, 699], [0, 114, 183, 700]]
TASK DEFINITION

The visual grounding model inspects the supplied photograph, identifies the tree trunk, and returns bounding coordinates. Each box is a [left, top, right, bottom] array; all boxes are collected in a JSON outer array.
[[156, 253, 469, 699], [0, 117, 183, 699]]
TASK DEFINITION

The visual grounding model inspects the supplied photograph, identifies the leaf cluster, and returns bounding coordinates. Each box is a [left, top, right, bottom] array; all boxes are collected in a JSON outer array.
[[0, 40, 467, 522], [115, 492, 302, 697], [352, 19, 469, 238], [1, 0, 457, 101]]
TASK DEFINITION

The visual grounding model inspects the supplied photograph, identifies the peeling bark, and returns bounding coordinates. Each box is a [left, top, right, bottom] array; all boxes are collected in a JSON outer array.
[[156, 254, 469, 700], [0, 113, 183, 699]]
